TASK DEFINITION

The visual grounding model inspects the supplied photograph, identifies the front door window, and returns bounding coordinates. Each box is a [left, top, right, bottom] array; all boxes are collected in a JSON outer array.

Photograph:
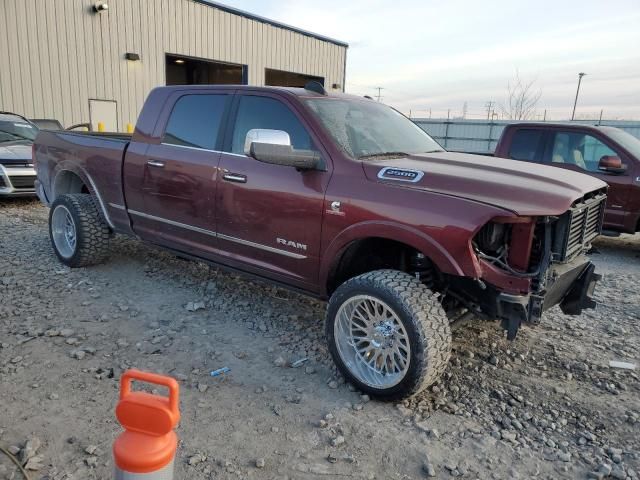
[[551, 132, 617, 172]]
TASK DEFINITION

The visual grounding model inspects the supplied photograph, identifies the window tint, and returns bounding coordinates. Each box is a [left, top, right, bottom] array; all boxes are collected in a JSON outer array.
[[231, 96, 313, 154], [163, 95, 227, 150], [508, 129, 543, 161], [551, 132, 617, 172]]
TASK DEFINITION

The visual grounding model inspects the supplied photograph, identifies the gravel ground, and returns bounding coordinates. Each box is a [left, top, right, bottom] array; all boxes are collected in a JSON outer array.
[[1, 198, 639, 480]]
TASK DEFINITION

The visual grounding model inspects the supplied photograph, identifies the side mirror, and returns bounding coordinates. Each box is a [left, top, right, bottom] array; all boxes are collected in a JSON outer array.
[[598, 155, 626, 174], [250, 142, 320, 170], [244, 129, 291, 155], [244, 128, 319, 170]]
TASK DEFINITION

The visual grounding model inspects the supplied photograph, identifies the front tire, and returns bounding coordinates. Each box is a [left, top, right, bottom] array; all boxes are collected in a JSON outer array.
[[49, 194, 111, 267], [326, 270, 451, 400]]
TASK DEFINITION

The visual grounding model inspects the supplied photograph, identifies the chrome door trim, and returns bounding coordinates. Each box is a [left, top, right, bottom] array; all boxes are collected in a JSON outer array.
[[217, 233, 307, 259], [160, 142, 218, 153], [108, 203, 126, 210], [127, 209, 307, 259], [128, 209, 217, 237], [158, 143, 249, 158]]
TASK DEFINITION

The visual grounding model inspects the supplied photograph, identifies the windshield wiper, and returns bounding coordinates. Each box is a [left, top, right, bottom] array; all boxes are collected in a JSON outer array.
[[358, 151, 410, 160]]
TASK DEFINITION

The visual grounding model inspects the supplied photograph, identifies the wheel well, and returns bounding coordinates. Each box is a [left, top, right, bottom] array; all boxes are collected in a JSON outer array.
[[327, 238, 438, 295], [53, 170, 90, 200]]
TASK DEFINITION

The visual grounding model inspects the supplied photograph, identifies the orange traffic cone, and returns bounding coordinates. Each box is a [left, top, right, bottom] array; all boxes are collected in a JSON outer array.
[[113, 369, 180, 479]]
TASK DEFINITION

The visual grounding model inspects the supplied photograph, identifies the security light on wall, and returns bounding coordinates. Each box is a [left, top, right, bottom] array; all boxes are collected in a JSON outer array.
[[93, 2, 109, 12], [125, 53, 140, 61]]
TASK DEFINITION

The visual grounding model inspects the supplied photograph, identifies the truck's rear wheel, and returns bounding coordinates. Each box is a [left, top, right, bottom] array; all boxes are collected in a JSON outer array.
[[326, 270, 451, 400], [49, 194, 111, 267]]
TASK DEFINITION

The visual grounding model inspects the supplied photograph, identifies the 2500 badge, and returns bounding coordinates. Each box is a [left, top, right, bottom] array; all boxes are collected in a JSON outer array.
[[377, 167, 424, 183]]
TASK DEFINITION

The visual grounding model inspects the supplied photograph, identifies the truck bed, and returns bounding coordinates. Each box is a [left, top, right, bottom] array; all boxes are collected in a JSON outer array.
[[34, 130, 131, 231]]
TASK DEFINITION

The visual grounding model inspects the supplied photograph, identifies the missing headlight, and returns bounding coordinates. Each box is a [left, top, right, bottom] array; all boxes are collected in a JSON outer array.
[[475, 222, 509, 256]]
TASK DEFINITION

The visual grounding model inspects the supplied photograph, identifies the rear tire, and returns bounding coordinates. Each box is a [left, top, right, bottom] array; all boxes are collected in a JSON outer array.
[[49, 194, 111, 267], [326, 269, 451, 400]]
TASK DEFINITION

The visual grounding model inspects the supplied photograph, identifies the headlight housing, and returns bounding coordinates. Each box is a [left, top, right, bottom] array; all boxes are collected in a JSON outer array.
[[473, 217, 537, 275]]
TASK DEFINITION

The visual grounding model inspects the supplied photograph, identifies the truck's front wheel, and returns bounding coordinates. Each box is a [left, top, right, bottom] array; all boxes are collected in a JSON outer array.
[[326, 270, 451, 400], [49, 194, 111, 267]]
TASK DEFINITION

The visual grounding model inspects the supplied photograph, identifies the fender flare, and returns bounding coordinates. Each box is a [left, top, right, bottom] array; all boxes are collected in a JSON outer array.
[[51, 162, 115, 229], [319, 221, 468, 296]]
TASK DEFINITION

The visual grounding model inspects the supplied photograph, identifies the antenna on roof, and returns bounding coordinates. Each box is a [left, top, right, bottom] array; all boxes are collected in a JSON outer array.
[[304, 81, 327, 96], [363, 95, 373, 100]]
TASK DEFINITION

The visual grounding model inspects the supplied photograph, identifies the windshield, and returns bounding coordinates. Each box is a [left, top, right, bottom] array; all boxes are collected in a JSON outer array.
[[602, 127, 640, 159], [305, 98, 444, 159], [0, 120, 38, 144]]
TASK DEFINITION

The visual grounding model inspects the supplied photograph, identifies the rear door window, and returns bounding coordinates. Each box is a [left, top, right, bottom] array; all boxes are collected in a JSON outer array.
[[508, 129, 544, 162], [163, 94, 228, 150]]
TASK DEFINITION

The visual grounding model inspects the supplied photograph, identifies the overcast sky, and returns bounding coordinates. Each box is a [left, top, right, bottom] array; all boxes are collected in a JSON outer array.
[[222, 0, 640, 120]]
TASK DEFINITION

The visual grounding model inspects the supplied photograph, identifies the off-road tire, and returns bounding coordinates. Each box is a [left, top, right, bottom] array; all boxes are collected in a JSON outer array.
[[326, 269, 451, 400], [49, 194, 111, 267]]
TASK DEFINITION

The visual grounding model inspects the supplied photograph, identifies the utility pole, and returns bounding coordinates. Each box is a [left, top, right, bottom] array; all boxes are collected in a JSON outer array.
[[484, 101, 495, 120], [374, 87, 384, 102], [571, 72, 586, 121]]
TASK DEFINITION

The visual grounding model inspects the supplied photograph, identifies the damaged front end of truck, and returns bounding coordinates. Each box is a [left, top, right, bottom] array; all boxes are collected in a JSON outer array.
[[449, 188, 607, 339]]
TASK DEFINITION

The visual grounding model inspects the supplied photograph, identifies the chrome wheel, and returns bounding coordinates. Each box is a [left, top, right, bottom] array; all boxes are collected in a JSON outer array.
[[334, 295, 411, 389], [51, 205, 77, 259]]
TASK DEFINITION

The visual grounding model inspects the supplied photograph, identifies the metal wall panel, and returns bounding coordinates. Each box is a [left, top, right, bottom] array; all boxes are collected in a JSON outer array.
[[0, 0, 347, 130]]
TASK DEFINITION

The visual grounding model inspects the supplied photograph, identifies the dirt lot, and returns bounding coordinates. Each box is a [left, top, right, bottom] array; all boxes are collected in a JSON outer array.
[[1, 198, 639, 480]]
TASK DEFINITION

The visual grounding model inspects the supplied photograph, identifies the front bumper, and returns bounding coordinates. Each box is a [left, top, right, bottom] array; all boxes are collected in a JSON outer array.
[[0, 164, 37, 197], [497, 257, 600, 339]]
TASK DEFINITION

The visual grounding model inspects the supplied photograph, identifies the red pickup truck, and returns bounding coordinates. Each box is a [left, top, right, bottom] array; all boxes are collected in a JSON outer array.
[[34, 85, 606, 399], [494, 123, 640, 235]]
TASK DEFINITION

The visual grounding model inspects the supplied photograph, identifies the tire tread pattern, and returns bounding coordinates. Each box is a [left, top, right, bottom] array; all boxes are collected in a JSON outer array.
[[50, 194, 110, 267]]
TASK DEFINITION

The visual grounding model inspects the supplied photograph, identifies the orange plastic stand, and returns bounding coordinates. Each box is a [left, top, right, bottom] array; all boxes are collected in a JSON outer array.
[[113, 370, 180, 474]]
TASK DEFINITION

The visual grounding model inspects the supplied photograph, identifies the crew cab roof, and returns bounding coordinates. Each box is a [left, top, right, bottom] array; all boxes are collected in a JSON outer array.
[[505, 122, 620, 134], [151, 84, 366, 101]]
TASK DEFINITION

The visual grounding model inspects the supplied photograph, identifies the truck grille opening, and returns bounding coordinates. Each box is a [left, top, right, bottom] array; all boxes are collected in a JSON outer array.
[[8, 175, 36, 189], [554, 191, 606, 261]]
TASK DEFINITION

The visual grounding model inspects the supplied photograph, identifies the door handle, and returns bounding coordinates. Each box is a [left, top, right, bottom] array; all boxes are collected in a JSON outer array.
[[147, 160, 165, 168], [223, 173, 247, 183]]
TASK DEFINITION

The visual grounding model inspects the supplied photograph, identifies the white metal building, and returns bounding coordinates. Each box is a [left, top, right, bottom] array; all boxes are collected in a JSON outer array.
[[0, 0, 348, 131]]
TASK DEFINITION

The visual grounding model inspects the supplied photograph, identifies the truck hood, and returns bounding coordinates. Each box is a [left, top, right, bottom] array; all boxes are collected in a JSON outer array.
[[0, 143, 33, 165], [362, 151, 607, 216]]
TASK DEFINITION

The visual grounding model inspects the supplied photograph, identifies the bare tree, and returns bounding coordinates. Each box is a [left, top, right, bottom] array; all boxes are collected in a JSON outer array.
[[500, 71, 542, 120]]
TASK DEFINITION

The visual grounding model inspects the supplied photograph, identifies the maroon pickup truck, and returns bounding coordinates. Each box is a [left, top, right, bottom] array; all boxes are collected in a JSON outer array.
[[494, 123, 640, 235], [34, 85, 606, 399]]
